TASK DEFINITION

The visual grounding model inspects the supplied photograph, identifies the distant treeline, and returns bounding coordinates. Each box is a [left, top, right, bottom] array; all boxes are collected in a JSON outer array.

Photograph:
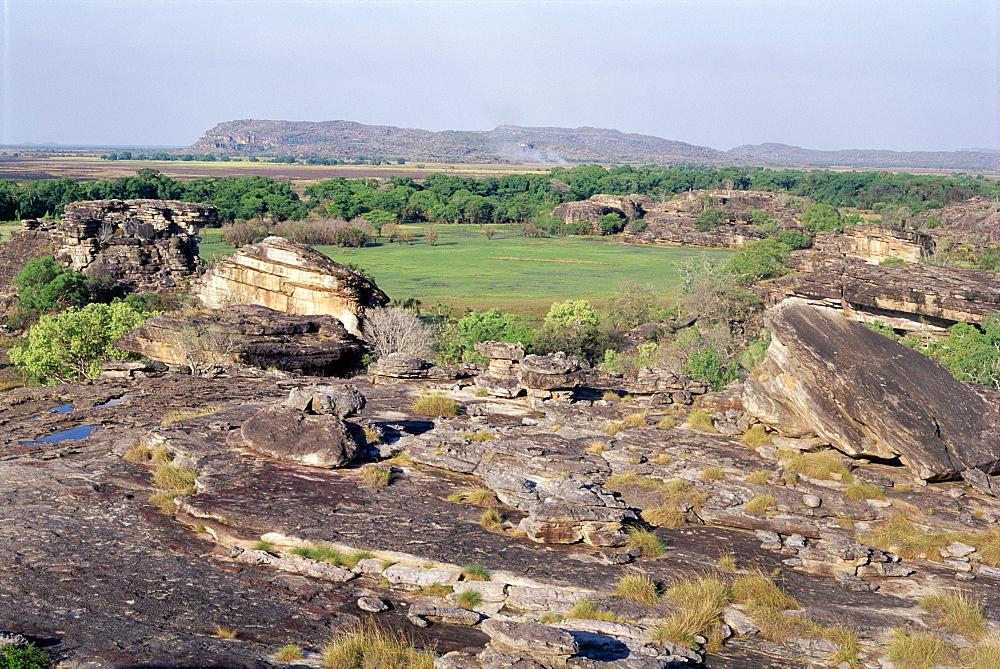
[[3, 164, 998, 225], [100, 151, 407, 165]]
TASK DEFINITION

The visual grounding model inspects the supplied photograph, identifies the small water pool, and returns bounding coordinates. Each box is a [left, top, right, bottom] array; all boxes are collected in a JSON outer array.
[[22, 425, 105, 445], [96, 394, 136, 408]]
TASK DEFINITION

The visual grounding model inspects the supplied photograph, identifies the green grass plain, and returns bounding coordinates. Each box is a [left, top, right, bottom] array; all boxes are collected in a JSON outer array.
[[201, 225, 734, 319]]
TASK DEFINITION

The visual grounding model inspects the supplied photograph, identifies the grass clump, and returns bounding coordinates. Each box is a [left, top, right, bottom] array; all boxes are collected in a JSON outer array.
[[360, 467, 393, 488], [586, 441, 609, 454], [780, 471, 799, 486], [0, 642, 49, 669], [641, 479, 708, 529], [415, 583, 453, 597], [275, 644, 305, 661], [461, 564, 491, 581], [465, 430, 496, 442], [567, 599, 621, 622], [539, 613, 563, 624], [656, 576, 730, 648], [161, 403, 227, 426], [601, 391, 621, 402], [603, 420, 624, 436], [143, 448, 197, 515], [412, 393, 459, 417], [744, 494, 776, 515], [456, 590, 482, 610], [383, 452, 413, 466], [321, 622, 435, 669], [730, 571, 811, 643], [625, 527, 666, 557], [716, 552, 738, 572], [214, 626, 238, 639], [699, 466, 725, 482], [449, 485, 498, 507], [656, 416, 676, 429], [862, 513, 950, 560], [744, 469, 770, 485], [615, 574, 660, 605], [740, 425, 771, 447], [844, 483, 886, 501], [919, 590, 986, 641], [684, 409, 717, 433], [479, 508, 503, 530], [824, 626, 861, 668], [885, 629, 955, 669], [961, 636, 1000, 669], [620, 411, 649, 428], [778, 449, 853, 483], [290, 545, 373, 569], [252, 540, 275, 554]]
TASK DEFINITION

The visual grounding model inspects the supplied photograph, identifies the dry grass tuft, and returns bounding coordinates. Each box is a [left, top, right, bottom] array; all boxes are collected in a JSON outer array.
[[412, 393, 459, 417], [656, 576, 730, 648], [619, 411, 649, 428], [844, 483, 886, 501], [684, 409, 717, 433], [456, 590, 482, 610], [360, 467, 393, 488], [461, 563, 491, 581], [449, 485, 498, 507], [885, 629, 955, 669], [744, 469, 770, 485], [275, 644, 304, 661], [861, 513, 950, 560], [213, 626, 238, 639], [479, 508, 503, 530], [625, 527, 666, 556], [640, 479, 708, 529], [567, 599, 621, 622], [699, 466, 725, 482], [744, 494, 776, 515], [778, 449, 853, 482], [740, 425, 771, 447], [161, 403, 227, 426], [656, 416, 676, 429], [603, 420, 624, 436], [716, 552, 738, 572], [321, 621, 436, 669], [961, 636, 1000, 669], [586, 441, 609, 454], [919, 590, 987, 641], [615, 574, 660, 605], [824, 626, 861, 668]]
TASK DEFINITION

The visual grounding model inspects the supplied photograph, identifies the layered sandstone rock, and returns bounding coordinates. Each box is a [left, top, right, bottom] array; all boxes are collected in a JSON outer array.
[[53, 199, 214, 286], [115, 304, 368, 377], [190, 236, 388, 335], [240, 404, 359, 467], [813, 224, 934, 264], [760, 251, 1000, 332], [743, 299, 1000, 481]]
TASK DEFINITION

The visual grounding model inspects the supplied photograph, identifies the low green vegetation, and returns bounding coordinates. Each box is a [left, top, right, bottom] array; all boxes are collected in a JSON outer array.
[[320, 622, 435, 669], [411, 393, 459, 417], [567, 599, 621, 622], [624, 527, 667, 556], [0, 642, 49, 669], [615, 574, 660, 605], [290, 544, 374, 569], [460, 564, 491, 581]]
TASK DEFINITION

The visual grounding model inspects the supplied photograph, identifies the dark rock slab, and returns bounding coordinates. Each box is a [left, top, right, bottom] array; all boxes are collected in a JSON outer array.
[[240, 404, 358, 467], [743, 298, 1000, 481]]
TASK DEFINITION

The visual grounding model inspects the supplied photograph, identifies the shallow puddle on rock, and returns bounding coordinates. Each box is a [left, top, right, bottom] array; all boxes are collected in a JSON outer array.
[[95, 394, 136, 408], [49, 403, 74, 413], [22, 425, 105, 445]]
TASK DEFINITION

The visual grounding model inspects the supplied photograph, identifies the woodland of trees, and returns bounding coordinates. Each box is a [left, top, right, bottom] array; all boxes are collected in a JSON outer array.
[[3, 164, 999, 230]]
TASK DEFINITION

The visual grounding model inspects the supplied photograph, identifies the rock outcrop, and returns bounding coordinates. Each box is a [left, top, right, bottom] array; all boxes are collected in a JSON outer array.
[[759, 251, 1000, 333], [813, 224, 934, 264], [115, 304, 369, 376], [240, 404, 359, 467], [743, 298, 1000, 480], [0, 199, 215, 317], [473, 342, 584, 399], [190, 236, 388, 335]]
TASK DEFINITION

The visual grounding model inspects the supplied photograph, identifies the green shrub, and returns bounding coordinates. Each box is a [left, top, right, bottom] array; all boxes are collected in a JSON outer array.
[[12, 256, 88, 316], [625, 527, 666, 556], [8, 298, 158, 384], [0, 642, 49, 669], [461, 564, 491, 581], [567, 599, 620, 622], [723, 239, 790, 285], [456, 590, 482, 610]]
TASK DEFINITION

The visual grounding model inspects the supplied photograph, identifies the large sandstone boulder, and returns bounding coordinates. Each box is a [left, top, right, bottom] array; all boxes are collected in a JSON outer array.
[[743, 298, 1000, 481], [115, 305, 368, 377], [240, 404, 358, 467], [190, 236, 388, 335]]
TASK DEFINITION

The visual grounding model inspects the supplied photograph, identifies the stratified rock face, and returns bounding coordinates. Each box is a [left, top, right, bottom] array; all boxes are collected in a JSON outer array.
[[54, 199, 215, 285], [760, 252, 1000, 333], [115, 305, 368, 377], [241, 405, 358, 467], [190, 236, 389, 336], [813, 224, 934, 265], [743, 299, 1000, 481]]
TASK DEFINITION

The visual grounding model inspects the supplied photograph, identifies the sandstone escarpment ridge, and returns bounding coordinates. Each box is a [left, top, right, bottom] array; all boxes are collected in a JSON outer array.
[[190, 236, 389, 336]]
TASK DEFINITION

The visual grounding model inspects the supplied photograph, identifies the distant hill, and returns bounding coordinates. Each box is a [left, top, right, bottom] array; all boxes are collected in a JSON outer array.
[[190, 119, 1000, 171]]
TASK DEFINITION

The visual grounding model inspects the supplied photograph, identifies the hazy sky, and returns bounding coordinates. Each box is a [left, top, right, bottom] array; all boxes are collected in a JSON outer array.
[[2, 0, 998, 152]]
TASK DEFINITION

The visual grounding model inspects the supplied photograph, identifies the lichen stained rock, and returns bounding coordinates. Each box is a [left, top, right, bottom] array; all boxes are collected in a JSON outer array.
[[743, 298, 1000, 481], [190, 236, 388, 335]]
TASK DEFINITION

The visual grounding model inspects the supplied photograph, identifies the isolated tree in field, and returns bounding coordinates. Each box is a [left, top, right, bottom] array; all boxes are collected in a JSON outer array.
[[9, 299, 157, 384], [363, 209, 395, 237], [398, 230, 415, 245], [363, 306, 435, 359], [424, 227, 439, 246], [482, 226, 497, 240]]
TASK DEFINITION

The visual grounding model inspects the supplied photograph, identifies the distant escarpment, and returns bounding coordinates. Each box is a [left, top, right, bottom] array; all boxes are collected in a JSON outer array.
[[190, 119, 1000, 169]]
